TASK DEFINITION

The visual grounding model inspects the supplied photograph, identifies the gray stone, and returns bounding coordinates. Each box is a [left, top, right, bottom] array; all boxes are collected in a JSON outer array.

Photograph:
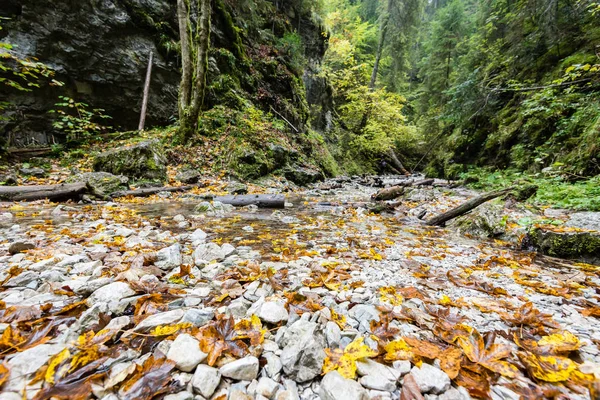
[[409, 364, 451, 394], [258, 301, 289, 324], [256, 377, 279, 399], [325, 321, 341, 348], [166, 333, 207, 372], [134, 309, 184, 331], [163, 392, 193, 400], [219, 356, 259, 381], [156, 243, 182, 270], [264, 352, 283, 378], [280, 322, 325, 382], [87, 281, 135, 313], [359, 375, 396, 392], [356, 359, 400, 382], [181, 308, 214, 327], [6, 344, 66, 390], [392, 360, 411, 376], [320, 371, 369, 400], [566, 212, 600, 231], [176, 169, 201, 184], [190, 229, 208, 242], [439, 387, 471, 400], [8, 242, 35, 255], [193, 242, 225, 265], [192, 365, 221, 398]]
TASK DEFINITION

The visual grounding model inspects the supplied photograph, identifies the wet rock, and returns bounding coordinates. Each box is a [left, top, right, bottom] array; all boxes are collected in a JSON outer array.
[[320, 371, 369, 400], [452, 203, 505, 239], [219, 355, 259, 381], [176, 169, 201, 184], [409, 364, 451, 394], [258, 301, 289, 324], [156, 243, 182, 270], [191, 365, 221, 398], [8, 241, 35, 255], [93, 140, 167, 182], [166, 333, 207, 372], [67, 172, 129, 195]]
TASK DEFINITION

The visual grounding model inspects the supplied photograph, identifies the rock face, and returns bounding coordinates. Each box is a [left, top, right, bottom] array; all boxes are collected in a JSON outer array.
[[93, 140, 167, 182], [1, 0, 331, 152]]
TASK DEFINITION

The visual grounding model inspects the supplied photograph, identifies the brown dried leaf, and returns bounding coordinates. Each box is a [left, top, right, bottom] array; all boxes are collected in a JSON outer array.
[[439, 347, 463, 379], [400, 374, 425, 400], [119, 355, 175, 400], [456, 328, 519, 378], [196, 314, 248, 366]]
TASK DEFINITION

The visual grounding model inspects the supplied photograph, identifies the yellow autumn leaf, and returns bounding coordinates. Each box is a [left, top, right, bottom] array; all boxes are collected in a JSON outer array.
[[439, 295, 452, 306], [537, 331, 581, 353], [149, 323, 192, 337], [331, 309, 346, 329], [384, 338, 413, 362], [379, 286, 403, 306], [323, 337, 378, 379], [519, 352, 577, 382], [45, 348, 71, 384]]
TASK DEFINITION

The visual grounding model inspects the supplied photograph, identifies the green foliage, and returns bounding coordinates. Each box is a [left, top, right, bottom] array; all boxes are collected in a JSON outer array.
[[460, 167, 600, 211], [48, 96, 112, 142]]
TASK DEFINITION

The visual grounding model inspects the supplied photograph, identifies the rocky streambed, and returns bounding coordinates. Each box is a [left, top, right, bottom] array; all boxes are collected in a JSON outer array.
[[0, 178, 599, 400]]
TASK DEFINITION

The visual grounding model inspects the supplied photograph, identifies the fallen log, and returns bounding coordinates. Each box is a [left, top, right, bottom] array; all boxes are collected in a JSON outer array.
[[213, 194, 285, 209], [426, 187, 516, 226], [110, 185, 197, 198], [0, 182, 89, 202]]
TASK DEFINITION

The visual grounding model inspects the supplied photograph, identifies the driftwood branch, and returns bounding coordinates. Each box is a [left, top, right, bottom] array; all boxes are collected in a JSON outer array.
[[371, 178, 435, 201], [426, 187, 515, 226], [269, 106, 299, 133], [213, 194, 285, 208], [138, 51, 153, 131], [111, 185, 198, 198]]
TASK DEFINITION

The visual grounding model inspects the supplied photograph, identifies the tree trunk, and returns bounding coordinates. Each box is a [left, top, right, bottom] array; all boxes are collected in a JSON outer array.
[[369, 0, 393, 90], [426, 187, 515, 226], [138, 51, 153, 131], [178, 0, 211, 142], [177, 0, 192, 118], [386, 149, 410, 175]]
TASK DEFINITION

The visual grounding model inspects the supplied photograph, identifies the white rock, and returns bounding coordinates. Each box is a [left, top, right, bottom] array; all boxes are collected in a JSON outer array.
[[222, 243, 236, 257], [163, 393, 193, 400], [87, 282, 135, 313], [325, 321, 341, 347], [105, 361, 136, 389], [156, 243, 182, 270], [392, 360, 411, 376], [134, 309, 184, 331], [409, 364, 451, 394], [6, 344, 66, 390], [359, 375, 396, 392], [264, 352, 283, 378], [193, 242, 225, 265], [56, 254, 90, 268], [320, 371, 369, 400], [0, 393, 22, 400], [192, 365, 221, 398], [219, 356, 259, 381], [166, 334, 206, 372], [190, 229, 208, 242], [258, 301, 289, 324], [256, 377, 280, 399], [356, 359, 400, 382]]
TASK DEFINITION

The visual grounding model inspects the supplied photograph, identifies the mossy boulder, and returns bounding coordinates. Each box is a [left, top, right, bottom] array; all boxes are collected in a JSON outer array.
[[452, 203, 506, 239], [284, 166, 324, 186], [523, 227, 600, 264], [93, 140, 167, 182], [67, 172, 129, 195], [176, 169, 202, 184]]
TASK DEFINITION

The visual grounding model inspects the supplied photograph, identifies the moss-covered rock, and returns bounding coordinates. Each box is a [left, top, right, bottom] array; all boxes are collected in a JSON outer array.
[[66, 172, 129, 195], [93, 140, 167, 182], [284, 166, 324, 186], [523, 227, 600, 264], [452, 203, 506, 239]]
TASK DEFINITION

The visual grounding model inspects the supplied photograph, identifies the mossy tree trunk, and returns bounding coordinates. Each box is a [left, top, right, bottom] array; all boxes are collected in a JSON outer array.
[[177, 0, 211, 143]]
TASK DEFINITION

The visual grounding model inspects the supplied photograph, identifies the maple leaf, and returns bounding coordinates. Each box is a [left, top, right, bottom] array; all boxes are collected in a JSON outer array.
[[456, 328, 519, 378], [379, 286, 404, 306], [234, 315, 267, 346], [513, 330, 581, 355], [447, 271, 507, 296], [119, 355, 176, 400], [384, 338, 415, 363], [331, 309, 347, 329], [517, 352, 579, 382], [453, 368, 492, 399], [149, 322, 192, 337], [370, 313, 399, 344], [323, 337, 378, 379], [403, 336, 442, 360], [499, 302, 559, 330], [285, 292, 323, 315], [196, 314, 249, 366], [439, 347, 463, 379], [33, 357, 107, 400], [133, 293, 173, 324]]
